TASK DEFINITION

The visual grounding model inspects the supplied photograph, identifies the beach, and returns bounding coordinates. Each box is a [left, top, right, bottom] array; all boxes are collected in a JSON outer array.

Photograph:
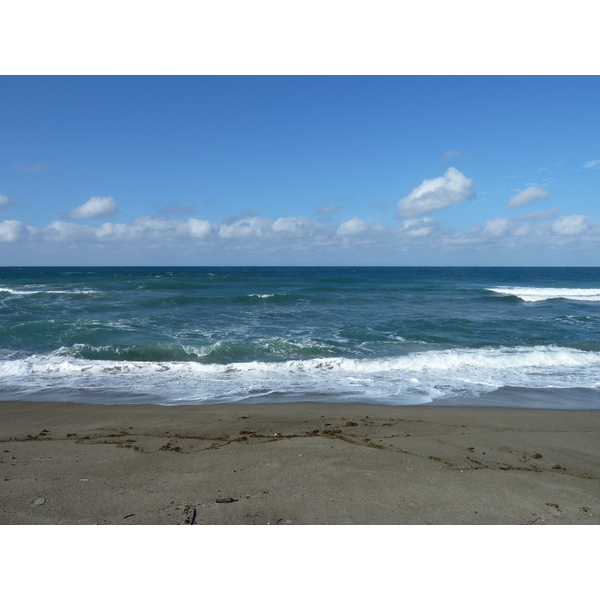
[[1, 401, 599, 525]]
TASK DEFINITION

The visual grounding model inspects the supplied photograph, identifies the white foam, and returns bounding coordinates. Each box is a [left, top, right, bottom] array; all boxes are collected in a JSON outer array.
[[0, 287, 39, 295], [488, 287, 600, 302], [0, 287, 97, 296], [2, 345, 600, 405]]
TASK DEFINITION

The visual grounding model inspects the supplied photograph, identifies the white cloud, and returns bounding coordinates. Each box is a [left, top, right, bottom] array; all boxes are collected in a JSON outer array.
[[399, 218, 438, 238], [120, 217, 213, 241], [272, 217, 319, 237], [42, 216, 214, 244], [131, 217, 184, 239], [96, 222, 135, 241], [219, 217, 270, 238], [3, 205, 600, 266], [0, 195, 11, 209], [337, 218, 370, 236], [514, 224, 532, 237], [483, 218, 510, 237], [552, 215, 588, 236], [0, 220, 32, 242], [185, 218, 213, 239], [66, 196, 118, 219], [43, 220, 96, 241], [398, 167, 475, 218], [583, 159, 600, 169], [508, 186, 550, 208]]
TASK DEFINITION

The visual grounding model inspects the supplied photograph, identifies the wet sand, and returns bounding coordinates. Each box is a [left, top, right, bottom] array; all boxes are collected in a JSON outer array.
[[1, 401, 599, 524]]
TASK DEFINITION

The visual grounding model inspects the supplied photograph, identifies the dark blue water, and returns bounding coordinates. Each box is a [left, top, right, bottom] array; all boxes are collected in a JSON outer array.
[[1, 266, 600, 408]]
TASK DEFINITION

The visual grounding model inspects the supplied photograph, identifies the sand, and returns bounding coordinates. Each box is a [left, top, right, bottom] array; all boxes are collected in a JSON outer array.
[[1, 400, 599, 525]]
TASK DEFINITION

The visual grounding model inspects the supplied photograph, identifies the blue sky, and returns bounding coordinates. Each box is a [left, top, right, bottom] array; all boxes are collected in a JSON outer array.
[[1, 75, 599, 265]]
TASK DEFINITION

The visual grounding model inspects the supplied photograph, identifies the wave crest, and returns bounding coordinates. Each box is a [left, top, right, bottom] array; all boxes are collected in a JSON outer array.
[[2, 345, 600, 405], [487, 287, 600, 302]]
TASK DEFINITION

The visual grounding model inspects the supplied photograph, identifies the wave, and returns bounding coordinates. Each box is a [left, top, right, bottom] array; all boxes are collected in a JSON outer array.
[[4, 345, 599, 377], [2, 345, 600, 405], [487, 287, 600, 302], [0, 287, 97, 296], [47, 338, 345, 362], [137, 292, 298, 309], [240, 293, 298, 304]]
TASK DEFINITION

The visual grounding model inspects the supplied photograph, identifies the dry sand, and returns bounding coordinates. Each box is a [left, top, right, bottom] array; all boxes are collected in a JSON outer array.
[[1, 401, 599, 525]]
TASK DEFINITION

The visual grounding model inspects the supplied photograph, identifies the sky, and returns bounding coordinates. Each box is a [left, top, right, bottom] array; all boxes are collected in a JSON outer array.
[[1, 75, 599, 266]]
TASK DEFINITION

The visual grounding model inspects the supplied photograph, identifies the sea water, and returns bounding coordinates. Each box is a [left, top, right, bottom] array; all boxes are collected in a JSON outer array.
[[1, 266, 600, 409]]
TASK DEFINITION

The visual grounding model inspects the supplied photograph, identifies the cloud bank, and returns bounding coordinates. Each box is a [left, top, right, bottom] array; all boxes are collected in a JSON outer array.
[[3, 208, 599, 268], [397, 168, 475, 218]]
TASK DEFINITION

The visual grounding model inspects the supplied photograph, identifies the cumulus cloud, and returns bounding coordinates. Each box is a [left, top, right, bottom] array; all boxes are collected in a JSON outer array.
[[42, 217, 214, 244], [95, 222, 135, 242], [514, 224, 532, 237], [552, 215, 588, 236], [44, 220, 96, 242], [337, 218, 370, 236], [186, 218, 213, 239], [66, 196, 118, 219], [440, 150, 464, 161], [0, 195, 11, 209], [0, 220, 33, 242], [399, 218, 438, 238], [508, 186, 550, 208], [583, 159, 600, 169], [272, 217, 319, 237], [3, 205, 600, 265], [397, 167, 475, 218], [124, 217, 213, 241], [483, 218, 510, 237], [219, 217, 270, 239]]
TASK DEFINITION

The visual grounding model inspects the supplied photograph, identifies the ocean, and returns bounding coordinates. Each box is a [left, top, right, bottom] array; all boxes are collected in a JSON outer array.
[[1, 266, 600, 409]]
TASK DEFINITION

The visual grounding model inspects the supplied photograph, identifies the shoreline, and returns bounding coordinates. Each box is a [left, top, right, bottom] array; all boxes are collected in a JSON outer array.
[[1, 400, 599, 524]]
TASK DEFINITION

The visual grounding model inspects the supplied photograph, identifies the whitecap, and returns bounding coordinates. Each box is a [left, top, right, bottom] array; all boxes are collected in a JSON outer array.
[[3, 345, 600, 406], [0, 287, 97, 296], [487, 287, 600, 302]]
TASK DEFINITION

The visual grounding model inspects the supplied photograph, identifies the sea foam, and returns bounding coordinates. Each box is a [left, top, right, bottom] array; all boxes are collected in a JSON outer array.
[[488, 287, 600, 302], [0, 287, 97, 296], [2, 345, 599, 405]]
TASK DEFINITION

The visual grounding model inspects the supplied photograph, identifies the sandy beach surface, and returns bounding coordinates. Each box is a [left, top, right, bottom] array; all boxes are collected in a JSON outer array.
[[1, 401, 599, 525]]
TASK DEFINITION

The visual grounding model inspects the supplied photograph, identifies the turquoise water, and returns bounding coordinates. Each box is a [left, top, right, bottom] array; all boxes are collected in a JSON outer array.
[[1, 266, 600, 408]]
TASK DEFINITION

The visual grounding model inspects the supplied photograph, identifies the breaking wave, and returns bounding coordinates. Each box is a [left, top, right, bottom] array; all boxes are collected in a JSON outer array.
[[487, 287, 600, 302], [2, 345, 600, 405], [0, 287, 97, 296]]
